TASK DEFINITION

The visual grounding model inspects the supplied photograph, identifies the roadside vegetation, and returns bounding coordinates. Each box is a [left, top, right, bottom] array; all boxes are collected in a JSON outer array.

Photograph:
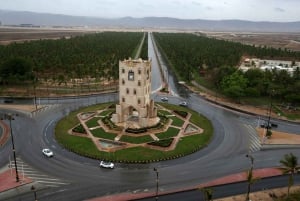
[[153, 33, 300, 116], [55, 103, 213, 163]]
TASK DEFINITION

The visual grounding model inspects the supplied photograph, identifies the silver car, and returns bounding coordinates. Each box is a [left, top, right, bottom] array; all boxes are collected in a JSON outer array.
[[100, 161, 114, 169], [42, 149, 54, 157]]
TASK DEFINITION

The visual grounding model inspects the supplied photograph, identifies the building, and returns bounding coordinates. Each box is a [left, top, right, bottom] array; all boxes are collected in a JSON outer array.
[[239, 58, 300, 75], [112, 58, 158, 128]]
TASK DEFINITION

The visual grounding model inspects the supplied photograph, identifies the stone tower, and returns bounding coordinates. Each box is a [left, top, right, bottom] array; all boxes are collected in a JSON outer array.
[[112, 58, 158, 128]]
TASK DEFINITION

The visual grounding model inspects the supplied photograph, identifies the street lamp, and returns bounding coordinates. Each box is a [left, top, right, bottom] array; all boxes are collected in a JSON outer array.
[[245, 154, 254, 201], [33, 72, 38, 110], [266, 89, 275, 134], [153, 167, 159, 201], [164, 68, 169, 90], [1, 113, 19, 182], [31, 185, 37, 201]]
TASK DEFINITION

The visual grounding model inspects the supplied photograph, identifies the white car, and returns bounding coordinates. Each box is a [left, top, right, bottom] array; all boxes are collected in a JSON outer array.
[[161, 97, 168, 102], [42, 149, 54, 157], [100, 161, 114, 169], [179, 101, 188, 107]]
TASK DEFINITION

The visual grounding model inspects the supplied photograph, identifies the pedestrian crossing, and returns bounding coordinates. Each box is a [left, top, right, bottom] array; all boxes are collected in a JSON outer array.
[[30, 104, 61, 117], [244, 124, 261, 153], [9, 157, 69, 187]]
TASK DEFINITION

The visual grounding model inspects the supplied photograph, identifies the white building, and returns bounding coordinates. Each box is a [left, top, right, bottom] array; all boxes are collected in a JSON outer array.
[[239, 58, 300, 75]]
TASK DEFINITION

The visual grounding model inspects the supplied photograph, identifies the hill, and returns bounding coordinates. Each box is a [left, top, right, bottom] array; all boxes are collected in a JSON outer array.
[[1, 10, 300, 32]]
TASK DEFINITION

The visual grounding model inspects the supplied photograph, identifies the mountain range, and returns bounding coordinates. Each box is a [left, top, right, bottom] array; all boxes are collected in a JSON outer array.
[[1, 9, 300, 32]]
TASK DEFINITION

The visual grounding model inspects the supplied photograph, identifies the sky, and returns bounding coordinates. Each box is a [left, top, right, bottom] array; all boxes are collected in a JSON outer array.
[[1, 0, 300, 22]]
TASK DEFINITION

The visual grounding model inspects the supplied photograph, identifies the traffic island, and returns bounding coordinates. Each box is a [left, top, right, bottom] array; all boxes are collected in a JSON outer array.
[[55, 102, 213, 163]]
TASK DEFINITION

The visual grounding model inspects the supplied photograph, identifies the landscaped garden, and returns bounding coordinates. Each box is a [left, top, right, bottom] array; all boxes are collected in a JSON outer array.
[[55, 102, 213, 163]]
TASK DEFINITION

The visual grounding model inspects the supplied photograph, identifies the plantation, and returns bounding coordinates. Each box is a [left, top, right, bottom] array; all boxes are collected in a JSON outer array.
[[153, 33, 300, 106]]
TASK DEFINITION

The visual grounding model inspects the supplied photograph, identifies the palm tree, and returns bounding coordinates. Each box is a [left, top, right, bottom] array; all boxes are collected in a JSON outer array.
[[279, 153, 300, 198], [200, 187, 213, 201], [245, 154, 259, 201]]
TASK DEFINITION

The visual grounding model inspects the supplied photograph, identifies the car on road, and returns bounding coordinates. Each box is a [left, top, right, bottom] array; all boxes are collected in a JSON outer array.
[[100, 161, 114, 169], [179, 101, 188, 107], [42, 149, 54, 157], [260, 122, 278, 129], [161, 97, 168, 102]]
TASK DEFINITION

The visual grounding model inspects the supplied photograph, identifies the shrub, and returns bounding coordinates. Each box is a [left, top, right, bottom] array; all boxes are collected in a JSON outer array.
[[266, 130, 272, 138], [148, 138, 174, 147], [72, 124, 86, 134], [174, 110, 188, 118], [125, 127, 147, 134]]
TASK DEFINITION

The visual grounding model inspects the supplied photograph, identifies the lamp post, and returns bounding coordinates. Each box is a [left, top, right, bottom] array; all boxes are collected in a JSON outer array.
[[153, 167, 159, 201], [1, 113, 19, 182], [31, 185, 37, 201], [245, 154, 254, 201], [32, 71, 38, 110], [164, 68, 169, 90], [266, 89, 275, 135]]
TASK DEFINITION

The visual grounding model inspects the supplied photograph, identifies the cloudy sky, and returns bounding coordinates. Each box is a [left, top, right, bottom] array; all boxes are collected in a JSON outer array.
[[1, 0, 299, 22]]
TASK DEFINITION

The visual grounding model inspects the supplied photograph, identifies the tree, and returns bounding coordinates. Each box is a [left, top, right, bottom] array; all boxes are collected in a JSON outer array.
[[221, 71, 248, 100], [245, 154, 259, 201], [0, 57, 33, 84], [279, 153, 300, 198], [200, 187, 213, 201]]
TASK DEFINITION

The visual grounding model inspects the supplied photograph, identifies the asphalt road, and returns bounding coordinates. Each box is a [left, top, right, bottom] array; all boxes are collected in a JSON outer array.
[[0, 32, 300, 201]]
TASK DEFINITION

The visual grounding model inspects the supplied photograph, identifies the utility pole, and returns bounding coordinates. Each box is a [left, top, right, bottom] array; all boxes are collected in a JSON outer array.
[[153, 167, 159, 201], [1, 113, 19, 182]]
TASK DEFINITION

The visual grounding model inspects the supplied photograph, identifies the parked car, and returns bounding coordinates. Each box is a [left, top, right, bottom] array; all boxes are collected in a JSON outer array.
[[100, 161, 114, 169], [260, 122, 278, 129], [179, 101, 188, 107], [260, 123, 271, 129], [42, 149, 54, 157], [161, 97, 168, 102]]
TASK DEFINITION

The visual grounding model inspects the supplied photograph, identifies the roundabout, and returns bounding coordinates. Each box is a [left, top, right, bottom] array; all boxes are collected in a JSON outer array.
[[55, 102, 213, 163]]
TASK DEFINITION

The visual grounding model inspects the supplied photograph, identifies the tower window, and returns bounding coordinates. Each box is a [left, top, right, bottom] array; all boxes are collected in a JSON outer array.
[[122, 79, 125, 85], [122, 97, 125, 102], [122, 69, 125, 73], [134, 89, 136, 95], [126, 88, 129, 94], [138, 69, 141, 74], [138, 80, 141, 86], [138, 99, 141, 104], [128, 70, 134, 81]]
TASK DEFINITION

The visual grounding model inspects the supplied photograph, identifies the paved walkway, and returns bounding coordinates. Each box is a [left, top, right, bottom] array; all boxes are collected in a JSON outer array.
[[85, 168, 283, 201], [0, 168, 32, 193]]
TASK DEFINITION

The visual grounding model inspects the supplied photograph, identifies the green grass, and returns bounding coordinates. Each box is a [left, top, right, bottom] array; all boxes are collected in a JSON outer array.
[[86, 117, 101, 128], [119, 135, 153, 144], [158, 110, 172, 116], [155, 127, 180, 139], [90, 128, 117, 140], [170, 116, 184, 127], [99, 109, 114, 116]]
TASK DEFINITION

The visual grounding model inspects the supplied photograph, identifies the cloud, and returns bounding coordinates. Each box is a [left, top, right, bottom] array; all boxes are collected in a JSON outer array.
[[274, 7, 285, 12], [192, 1, 201, 6]]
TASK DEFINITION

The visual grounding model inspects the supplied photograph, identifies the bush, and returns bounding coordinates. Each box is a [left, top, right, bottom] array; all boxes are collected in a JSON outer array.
[[72, 124, 87, 134], [266, 130, 272, 138], [125, 127, 147, 134], [148, 138, 174, 147], [174, 110, 188, 118]]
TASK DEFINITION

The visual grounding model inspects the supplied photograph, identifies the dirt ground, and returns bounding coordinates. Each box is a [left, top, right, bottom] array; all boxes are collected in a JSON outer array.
[[215, 186, 300, 201], [205, 32, 300, 52]]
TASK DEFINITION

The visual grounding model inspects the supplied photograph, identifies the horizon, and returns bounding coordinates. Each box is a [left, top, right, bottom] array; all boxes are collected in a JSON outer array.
[[2, 9, 300, 24], [1, 0, 300, 23]]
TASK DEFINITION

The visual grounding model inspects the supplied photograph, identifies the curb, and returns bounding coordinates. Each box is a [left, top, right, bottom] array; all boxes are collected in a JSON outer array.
[[261, 144, 300, 150]]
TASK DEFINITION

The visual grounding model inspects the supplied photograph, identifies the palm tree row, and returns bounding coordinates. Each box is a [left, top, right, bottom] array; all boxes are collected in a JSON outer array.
[[200, 153, 300, 201]]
